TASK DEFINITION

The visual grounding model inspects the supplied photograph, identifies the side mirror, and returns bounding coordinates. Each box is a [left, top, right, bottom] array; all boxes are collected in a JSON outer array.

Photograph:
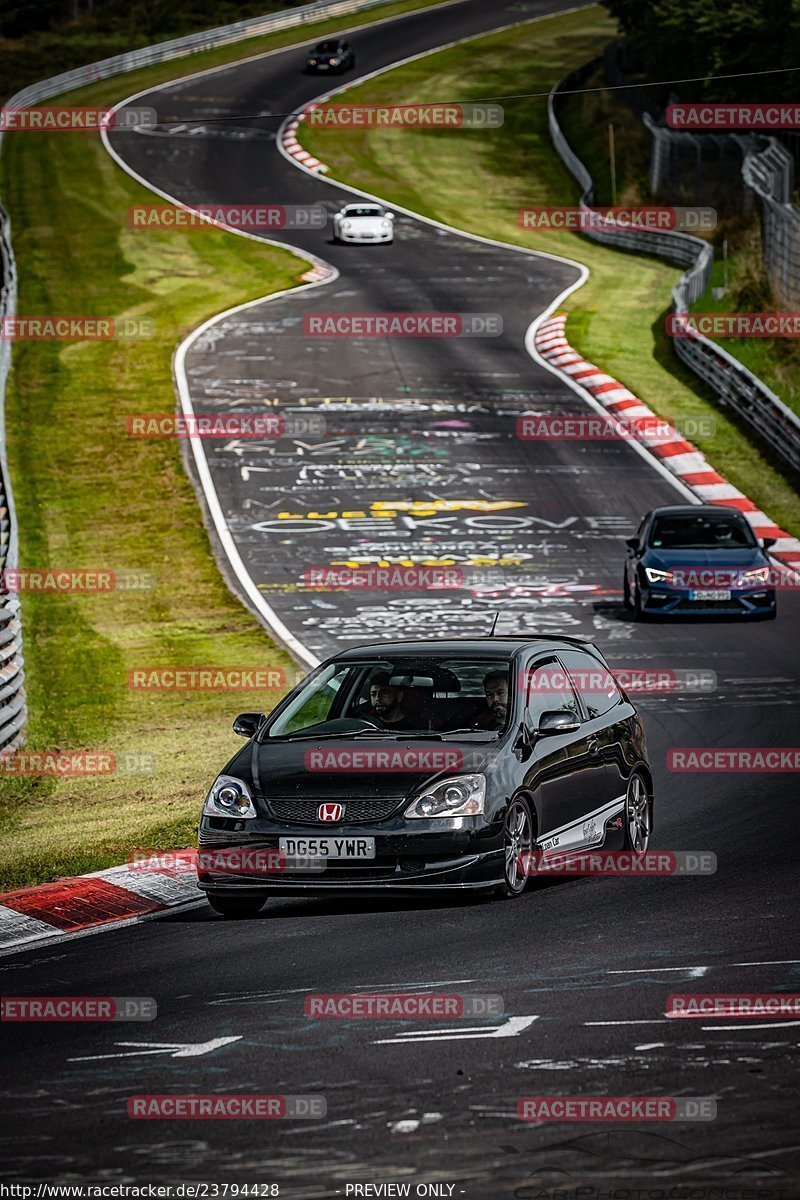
[[625, 537, 640, 552], [512, 721, 533, 761], [385, 211, 395, 220], [762, 536, 777, 550], [233, 712, 264, 739], [537, 710, 581, 737]]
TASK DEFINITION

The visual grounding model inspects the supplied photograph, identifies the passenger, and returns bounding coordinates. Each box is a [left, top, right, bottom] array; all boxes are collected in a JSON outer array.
[[472, 671, 509, 731]]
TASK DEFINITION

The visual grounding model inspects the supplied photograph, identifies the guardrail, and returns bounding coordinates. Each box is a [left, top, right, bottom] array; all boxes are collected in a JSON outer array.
[[0, 204, 26, 754], [548, 64, 800, 475], [742, 138, 800, 311], [0, 0, 411, 751]]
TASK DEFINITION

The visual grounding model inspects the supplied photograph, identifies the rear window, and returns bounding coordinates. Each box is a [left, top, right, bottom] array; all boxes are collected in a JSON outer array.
[[559, 649, 621, 719]]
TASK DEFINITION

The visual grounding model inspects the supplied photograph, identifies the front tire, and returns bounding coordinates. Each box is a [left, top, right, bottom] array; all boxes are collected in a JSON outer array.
[[622, 773, 651, 852], [496, 796, 534, 899], [207, 894, 266, 918]]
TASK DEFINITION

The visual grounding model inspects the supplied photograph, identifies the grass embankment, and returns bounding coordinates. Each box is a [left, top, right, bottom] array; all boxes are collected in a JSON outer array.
[[301, 4, 800, 535], [0, 0, 459, 890]]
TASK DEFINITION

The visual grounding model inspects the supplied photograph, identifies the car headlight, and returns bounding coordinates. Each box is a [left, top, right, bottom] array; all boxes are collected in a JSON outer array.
[[381, 220, 391, 230], [329, 58, 338, 64], [308, 59, 317, 65], [405, 773, 486, 819], [203, 775, 256, 818], [343, 221, 352, 229], [739, 566, 770, 585], [644, 567, 672, 584]]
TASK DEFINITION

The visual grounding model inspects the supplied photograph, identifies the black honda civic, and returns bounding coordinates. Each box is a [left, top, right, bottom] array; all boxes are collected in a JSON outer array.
[[197, 636, 654, 916]]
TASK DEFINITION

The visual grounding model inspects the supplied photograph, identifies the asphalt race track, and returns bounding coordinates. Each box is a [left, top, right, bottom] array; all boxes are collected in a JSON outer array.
[[2, 0, 800, 1194]]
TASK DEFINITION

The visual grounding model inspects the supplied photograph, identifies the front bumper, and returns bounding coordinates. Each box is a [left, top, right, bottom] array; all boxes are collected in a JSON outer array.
[[641, 585, 776, 617], [337, 230, 393, 243], [197, 814, 503, 894]]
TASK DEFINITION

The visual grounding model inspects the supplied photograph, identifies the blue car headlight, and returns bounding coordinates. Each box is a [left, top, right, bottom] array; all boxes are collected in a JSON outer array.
[[405, 774, 486, 819], [738, 566, 771, 586], [644, 567, 672, 584], [203, 775, 256, 818]]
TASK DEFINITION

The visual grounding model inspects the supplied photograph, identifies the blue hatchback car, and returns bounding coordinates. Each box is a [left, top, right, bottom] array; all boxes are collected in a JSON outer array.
[[623, 505, 777, 620]]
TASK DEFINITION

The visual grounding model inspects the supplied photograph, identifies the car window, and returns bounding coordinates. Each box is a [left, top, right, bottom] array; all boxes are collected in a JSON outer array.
[[525, 658, 581, 729], [268, 663, 350, 736], [559, 649, 621, 719], [649, 511, 756, 549]]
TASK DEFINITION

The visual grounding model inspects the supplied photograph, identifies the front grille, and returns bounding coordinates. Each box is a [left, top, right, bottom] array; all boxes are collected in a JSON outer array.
[[265, 797, 404, 824]]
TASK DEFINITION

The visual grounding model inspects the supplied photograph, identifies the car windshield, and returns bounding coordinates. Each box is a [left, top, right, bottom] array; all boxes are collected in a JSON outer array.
[[265, 656, 513, 739], [649, 512, 757, 550], [344, 206, 382, 217], [315, 41, 340, 52]]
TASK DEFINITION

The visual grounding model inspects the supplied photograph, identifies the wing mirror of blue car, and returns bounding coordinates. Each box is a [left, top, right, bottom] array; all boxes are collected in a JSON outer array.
[[762, 536, 777, 550], [233, 712, 264, 739], [537, 710, 582, 737], [625, 536, 640, 553]]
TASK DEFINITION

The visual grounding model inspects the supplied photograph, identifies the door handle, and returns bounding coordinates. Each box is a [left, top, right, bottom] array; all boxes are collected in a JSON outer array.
[[587, 738, 600, 758]]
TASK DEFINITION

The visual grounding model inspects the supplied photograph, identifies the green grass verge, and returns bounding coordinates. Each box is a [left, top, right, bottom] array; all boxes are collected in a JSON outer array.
[[0, 0, 458, 891], [302, 4, 800, 535]]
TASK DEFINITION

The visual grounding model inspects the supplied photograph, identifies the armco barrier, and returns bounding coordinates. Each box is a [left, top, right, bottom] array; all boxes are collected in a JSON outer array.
[[548, 65, 800, 475], [0, 205, 26, 754], [0, 0, 415, 751]]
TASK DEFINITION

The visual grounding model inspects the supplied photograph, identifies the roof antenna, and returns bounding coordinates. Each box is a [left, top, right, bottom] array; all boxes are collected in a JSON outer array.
[[489, 611, 500, 637]]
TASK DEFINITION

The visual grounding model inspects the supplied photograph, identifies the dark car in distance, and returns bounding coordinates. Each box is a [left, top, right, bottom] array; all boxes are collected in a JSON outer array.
[[624, 504, 777, 620], [197, 636, 654, 917], [305, 38, 355, 73]]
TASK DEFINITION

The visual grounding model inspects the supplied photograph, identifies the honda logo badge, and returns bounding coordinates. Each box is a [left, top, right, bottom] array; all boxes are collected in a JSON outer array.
[[318, 802, 344, 822]]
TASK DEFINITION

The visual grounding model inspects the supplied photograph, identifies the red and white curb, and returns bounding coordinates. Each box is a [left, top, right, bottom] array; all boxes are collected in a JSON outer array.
[[281, 108, 329, 174], [0, 852, 202, 954], [535, 313, 800, 570]]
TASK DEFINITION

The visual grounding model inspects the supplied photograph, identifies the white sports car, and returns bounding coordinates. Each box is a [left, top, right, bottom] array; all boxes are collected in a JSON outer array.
[[332, 203, 394, 244]]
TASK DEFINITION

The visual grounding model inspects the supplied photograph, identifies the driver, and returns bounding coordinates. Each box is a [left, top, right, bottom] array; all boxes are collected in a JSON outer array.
[[360, 671, 419, 731], [472, 671, 509, 731]]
